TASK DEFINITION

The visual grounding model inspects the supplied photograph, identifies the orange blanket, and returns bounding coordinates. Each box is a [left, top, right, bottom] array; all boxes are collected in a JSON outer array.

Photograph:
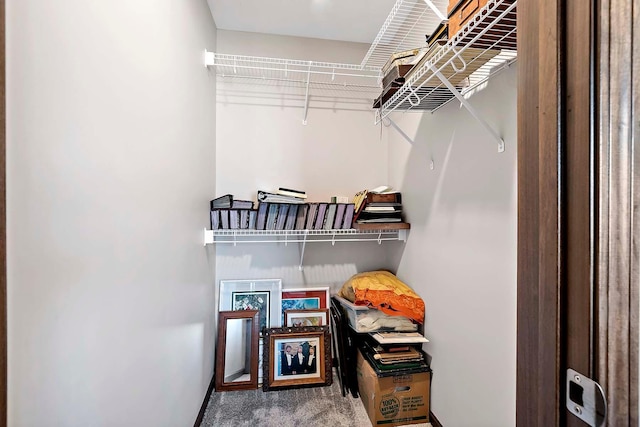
[[339, 270, 425, 324]]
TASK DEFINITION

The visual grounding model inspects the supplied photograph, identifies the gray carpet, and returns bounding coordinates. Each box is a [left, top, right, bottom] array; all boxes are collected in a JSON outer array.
[[199, 373, 371, 427]]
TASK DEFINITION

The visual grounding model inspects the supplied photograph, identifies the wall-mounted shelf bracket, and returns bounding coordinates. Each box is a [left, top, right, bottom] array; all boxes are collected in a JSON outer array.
[[204, 49, 214, 68], [423, 0, 446, 21], [383, 117, 416, 145], [299, 231, 308, 270], [427, 63, 505, 152], [303, 63, 311, 125]]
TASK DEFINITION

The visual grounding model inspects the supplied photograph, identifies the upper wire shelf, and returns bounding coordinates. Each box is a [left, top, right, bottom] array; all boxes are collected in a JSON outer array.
[[362, 0, 449, 68], [204, 0, 517, 123], [376, 0, 517, 122]]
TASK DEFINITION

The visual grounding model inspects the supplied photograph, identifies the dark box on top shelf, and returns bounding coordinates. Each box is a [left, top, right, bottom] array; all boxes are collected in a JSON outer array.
[[357, 349, 430, 427]]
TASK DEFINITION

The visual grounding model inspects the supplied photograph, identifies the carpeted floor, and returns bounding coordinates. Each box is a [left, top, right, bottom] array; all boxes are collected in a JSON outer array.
[[199, 374, 371, 427], [199, 372, 431, 427]]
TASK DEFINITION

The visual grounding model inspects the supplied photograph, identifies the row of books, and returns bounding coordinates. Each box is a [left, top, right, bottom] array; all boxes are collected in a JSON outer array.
[[210, 188, 308, 211], [210, 202, 356, 231]]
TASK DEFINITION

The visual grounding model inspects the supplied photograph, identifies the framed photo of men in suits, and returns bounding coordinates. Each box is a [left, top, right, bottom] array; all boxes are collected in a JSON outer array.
[[262, 326, 331, 391]]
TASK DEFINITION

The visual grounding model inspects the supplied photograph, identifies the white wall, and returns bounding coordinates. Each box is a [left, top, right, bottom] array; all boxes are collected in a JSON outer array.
[[214, 30, 396, 295], [387, 67, 518, 426], [7, 1, 217, 426]]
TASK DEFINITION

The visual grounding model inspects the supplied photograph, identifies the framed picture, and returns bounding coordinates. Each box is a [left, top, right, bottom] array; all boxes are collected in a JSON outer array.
[[280, 287, 330, 324], [284, 309, 330, 327], [263, 326, 332, 391], [220, 279, 283, 332]]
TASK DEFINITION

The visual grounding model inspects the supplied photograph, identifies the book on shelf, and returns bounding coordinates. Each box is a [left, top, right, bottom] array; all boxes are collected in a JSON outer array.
[[219, 209, 230, 229], [229, 209, 240, 229], [231, 199, 254, 210], [210, 210, 220, 230], [210, 194, 233, 210], [239, 209, 250, 229], [284, 204, 299, 230], [257, 190, 306, 204], [305, 203, 319, 230], [314, 203, 328, 230], [266, 203, 279, 230], [275, 203, 289, 230], [277, 187, 307, 199], [356, 212, 402, 224], [342, 203, 355, 229], [363, 205, 402, 213], [324, 203, 338, 230], [333, 203, 346, 229], [256, 202, 268, 230], [295, 204, 309, 230], [370, 332, 429, 345], [248, 209, 257, 230]]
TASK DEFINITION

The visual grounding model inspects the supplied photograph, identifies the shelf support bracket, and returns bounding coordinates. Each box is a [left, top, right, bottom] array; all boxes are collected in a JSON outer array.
[[303, 62, 312, 125], [298, 231, 309, 270], [383, 118, 415, 145], [423, 0, 446, 21], [427, 64, 505, 152]]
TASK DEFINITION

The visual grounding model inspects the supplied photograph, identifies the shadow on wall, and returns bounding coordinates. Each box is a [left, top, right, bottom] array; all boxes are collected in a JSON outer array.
[[214, 240, 403, 294], [397, 68, 517, 235]]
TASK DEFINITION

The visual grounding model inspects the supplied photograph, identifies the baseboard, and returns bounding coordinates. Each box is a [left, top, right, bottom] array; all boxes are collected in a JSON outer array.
[[193, 375, 215, 427], [430, 411, 443, 427]]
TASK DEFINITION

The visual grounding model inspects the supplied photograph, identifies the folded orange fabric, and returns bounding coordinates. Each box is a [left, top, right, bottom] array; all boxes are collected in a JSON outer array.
[[339, 270, 425, 324]]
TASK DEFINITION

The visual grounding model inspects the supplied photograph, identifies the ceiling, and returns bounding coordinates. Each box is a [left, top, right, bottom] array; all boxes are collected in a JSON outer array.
[[207, 0, 398, 45]]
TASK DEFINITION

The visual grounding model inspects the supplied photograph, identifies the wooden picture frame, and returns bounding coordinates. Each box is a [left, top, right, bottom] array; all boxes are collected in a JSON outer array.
[[284, 309, 330, 327], [215, 310, 259, 392], [280, 287, 330, 324], [262, 326, 332, 391]]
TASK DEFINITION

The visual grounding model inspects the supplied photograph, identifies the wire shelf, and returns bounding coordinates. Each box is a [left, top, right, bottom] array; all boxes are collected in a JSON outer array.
[[362, 0, 449, 68], [204, 228, 407, 245], [204, 0, 517, 120], [376, 0, 517, 122], [207, 52, 382, 98]]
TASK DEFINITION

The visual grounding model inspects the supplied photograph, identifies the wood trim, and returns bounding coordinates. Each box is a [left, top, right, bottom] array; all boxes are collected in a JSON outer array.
[[516, 0, 562, 425], [562, 2, 596, 425], [0, 0, 6, 424], [596, 0, 639, 424], [429, 411, 443, 427], [193, 375, 215, 427]]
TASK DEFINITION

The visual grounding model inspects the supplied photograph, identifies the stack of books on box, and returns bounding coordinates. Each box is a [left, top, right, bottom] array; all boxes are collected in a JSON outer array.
[[360, 333, 430, 375], [352, 187, 404, 225]]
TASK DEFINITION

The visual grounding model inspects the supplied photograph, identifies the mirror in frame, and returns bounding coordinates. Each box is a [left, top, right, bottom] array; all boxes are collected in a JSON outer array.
[[215, 310, 259, 391]]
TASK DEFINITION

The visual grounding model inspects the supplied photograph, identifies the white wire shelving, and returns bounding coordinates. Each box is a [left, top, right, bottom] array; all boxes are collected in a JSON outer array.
[[361, 0, 449, 68], [204, 0, 517, 144], [204, 228, 408, 269], [375, 0, 518, 152], [204, 228, 408, 245]]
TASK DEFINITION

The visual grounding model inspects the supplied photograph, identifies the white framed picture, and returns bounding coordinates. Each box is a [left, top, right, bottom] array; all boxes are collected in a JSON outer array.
[[219, 279, 283, 332]]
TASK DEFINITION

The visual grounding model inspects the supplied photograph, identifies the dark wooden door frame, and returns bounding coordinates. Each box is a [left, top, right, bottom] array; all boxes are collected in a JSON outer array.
[[1, 0, 6, 425], [517, 0, 638, 425]]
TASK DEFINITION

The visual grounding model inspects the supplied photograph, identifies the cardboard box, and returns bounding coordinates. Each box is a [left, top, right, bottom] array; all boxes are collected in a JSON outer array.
[[357, 350, 430, 427]]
